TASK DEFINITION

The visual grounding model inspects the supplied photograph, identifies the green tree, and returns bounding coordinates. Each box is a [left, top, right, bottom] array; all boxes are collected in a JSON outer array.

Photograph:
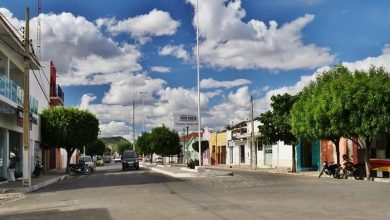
[[291, 66, 390, 179], [116, 141, 133, 154], [291, 66, 350, 165], [258, 93, 298, 172], [41, 107, 99, 173], [343, 67, 390, 179], [192, 140, 209, 165], [135, 132, 153, 160], [86, 139, 106, 156], [150, 125, 181, 163]]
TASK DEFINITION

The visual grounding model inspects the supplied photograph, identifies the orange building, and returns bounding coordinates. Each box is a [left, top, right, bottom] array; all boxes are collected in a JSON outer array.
[[209, 132, 227, 165]]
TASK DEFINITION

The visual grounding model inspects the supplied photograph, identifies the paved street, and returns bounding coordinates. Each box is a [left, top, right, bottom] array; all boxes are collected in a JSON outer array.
[[0, 163, 389, 220]]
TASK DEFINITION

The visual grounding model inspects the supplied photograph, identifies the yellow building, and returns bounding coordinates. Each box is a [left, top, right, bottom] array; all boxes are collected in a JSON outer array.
[[209, 132, 227, 165]]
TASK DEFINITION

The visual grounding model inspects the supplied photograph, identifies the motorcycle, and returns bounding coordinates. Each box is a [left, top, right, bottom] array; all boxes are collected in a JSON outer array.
[[69, 161, 90, 176], [318, 161, 340, 178], [33, 159, 44, 178], [336, 155, 365, 180]]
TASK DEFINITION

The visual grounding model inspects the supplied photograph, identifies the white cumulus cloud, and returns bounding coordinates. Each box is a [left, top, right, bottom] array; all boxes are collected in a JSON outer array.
[[99, 121, 131, 140], [158, 44, 190, 61], [151, 66, 171, 73], [79, 93, 97, 110], [96, 9, 180, 44], [0, 8, 143, 86], [186, 0, 334, 71], [200, 78, 251, 89]]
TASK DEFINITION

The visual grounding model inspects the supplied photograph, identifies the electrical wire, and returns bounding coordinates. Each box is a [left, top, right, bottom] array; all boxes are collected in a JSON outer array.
[[31, 67, 50, 104], [0, 11, 24, 39]]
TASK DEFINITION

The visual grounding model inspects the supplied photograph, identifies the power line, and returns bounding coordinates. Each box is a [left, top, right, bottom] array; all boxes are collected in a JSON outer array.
[[0, 11, 24, 39], [31, 67, 50, 105]]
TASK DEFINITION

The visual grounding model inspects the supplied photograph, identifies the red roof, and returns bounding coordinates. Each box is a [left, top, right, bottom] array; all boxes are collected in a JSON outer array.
[[180, 132, 202, 142]]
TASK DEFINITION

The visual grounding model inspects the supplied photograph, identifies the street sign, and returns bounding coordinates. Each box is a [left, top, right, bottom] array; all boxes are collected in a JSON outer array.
[[174, 113, 198, 127]]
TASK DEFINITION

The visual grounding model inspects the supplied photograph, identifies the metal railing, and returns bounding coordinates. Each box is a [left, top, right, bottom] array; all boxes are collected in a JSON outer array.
[[0, 73, 38, 114]]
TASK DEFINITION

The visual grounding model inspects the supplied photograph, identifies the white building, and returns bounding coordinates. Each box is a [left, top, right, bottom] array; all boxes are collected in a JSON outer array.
[[226, 120, 293, 169], [0, 15, 49, 180]]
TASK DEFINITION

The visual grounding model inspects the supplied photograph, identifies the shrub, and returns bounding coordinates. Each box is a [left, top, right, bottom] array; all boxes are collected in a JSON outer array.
[[0, 176, 7, 182], [187, 159, 199, 169], [96, 160, 104, 167]]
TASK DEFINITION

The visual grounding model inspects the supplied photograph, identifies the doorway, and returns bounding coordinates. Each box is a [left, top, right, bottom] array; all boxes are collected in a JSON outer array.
[[265, 145, 273, 167], [301, 140, 312, 168], [240, 145, 245, 163]]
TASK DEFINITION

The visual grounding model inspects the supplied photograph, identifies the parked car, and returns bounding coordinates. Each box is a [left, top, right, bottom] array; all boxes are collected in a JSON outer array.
[[121, 150, 139, 171], [114, 156, 121, 163], [79, 156, 96, 172]]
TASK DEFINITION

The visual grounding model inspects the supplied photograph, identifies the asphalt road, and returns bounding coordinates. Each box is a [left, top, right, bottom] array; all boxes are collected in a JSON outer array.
[[0, 163, 389, 220]]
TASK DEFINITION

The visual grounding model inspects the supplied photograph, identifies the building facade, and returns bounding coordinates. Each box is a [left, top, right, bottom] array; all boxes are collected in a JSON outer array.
[[0, 14, 45, 180]]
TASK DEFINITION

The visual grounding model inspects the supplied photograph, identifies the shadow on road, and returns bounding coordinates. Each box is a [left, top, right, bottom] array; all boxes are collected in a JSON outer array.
[[34, 165, 182, 193], [0, 208, 112, 220]]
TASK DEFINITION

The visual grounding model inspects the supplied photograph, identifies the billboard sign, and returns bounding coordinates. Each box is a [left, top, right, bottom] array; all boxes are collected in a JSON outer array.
[[174, 113, 198, 127]]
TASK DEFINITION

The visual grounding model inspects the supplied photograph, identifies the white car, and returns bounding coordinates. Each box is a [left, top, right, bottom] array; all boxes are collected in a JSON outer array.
[[114, 157, 121, 163]]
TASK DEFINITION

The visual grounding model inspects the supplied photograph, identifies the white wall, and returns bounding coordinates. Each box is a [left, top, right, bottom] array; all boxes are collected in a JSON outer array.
[[272, 141, 292, 169]]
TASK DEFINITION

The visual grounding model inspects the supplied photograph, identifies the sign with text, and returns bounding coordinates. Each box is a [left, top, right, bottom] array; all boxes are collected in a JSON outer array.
[[174, 113, 198, 128]]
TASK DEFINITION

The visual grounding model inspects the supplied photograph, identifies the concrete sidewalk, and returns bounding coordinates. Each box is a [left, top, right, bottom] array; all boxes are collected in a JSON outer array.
[[145, 163, 390, 183], [206, 164, 390, 182], [143, 163, 233, 178], [0, 169, 68, 194]]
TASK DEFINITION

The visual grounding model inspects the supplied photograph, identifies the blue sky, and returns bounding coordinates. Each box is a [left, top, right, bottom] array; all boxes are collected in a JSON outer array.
[[2, 0, 390, 140]]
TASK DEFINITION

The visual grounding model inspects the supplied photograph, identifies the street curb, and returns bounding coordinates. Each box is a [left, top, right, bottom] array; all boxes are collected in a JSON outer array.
[[16, 175, 69, 193]]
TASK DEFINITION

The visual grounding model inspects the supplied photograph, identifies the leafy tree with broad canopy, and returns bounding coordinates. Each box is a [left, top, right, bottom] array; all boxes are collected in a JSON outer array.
[[192, 140, 209, 165], [135, 132, 153, 160], [86, 139, 106, 156], [41, 107, 99, 173], [258, 93, 298, 172], [291, 66, 390, 179], [150, 125, 181, 163], [116, 141, 133, 154]]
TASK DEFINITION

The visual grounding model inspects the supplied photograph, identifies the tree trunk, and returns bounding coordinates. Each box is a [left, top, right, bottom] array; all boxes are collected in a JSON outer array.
[[365, 138, 371, 181], [65, 148, 75, 174], [291, 144, 296, 173], [332, 139, 340, 165]]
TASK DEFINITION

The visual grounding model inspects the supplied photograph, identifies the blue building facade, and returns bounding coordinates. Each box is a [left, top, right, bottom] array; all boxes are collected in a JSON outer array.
[[296, 140, 321, 171]]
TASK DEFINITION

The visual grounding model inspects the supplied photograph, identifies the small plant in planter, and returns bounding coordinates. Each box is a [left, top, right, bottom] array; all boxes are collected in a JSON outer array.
[[187, 159, 199, 169]]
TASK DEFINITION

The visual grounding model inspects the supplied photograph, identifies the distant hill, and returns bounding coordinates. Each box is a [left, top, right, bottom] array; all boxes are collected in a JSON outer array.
[[100, 136, 128, 153], [101, 136, 128, 144]]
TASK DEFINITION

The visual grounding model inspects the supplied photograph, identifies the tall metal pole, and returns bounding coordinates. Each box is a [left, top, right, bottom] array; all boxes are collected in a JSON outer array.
[[196, 0, 202, 166], [250, 96, 257, 170], [132, 99, 135, 150], [22, 7, 31, 187], [185, 126, 189, 164]]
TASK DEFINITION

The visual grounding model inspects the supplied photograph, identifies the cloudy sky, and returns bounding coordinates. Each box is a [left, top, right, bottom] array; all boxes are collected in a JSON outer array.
[[2, 0, 390, 140]]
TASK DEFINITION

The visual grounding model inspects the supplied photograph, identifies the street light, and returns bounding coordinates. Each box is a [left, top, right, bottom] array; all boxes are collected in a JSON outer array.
[[139, 92, 148, 132]]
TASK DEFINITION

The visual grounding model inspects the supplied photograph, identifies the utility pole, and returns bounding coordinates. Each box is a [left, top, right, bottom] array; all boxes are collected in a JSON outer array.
[[250, 96, 257, 170], [139, 92, 148, 132], [22, 7, 31, 187]]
